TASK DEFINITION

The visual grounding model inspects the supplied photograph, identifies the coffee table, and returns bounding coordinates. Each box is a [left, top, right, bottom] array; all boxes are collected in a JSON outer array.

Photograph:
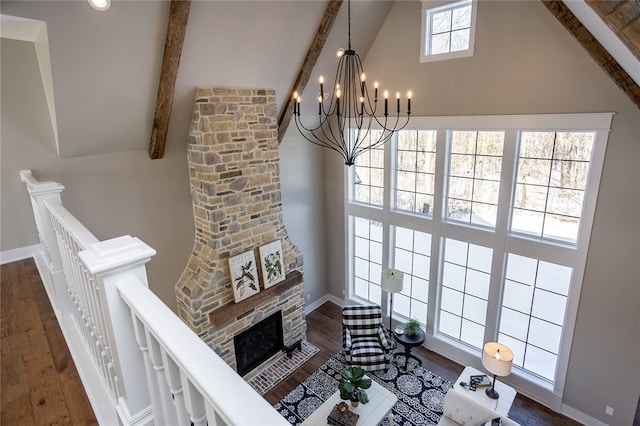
[[453, 366, 516, 416], [300, 379, 398, 425]]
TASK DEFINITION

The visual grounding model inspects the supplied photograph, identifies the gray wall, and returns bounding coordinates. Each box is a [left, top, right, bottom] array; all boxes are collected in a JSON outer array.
[[3, 0, 639, 424], [0, 0, 336, 313], [1, 0, 393, 312], [323, 0, 640, 424]]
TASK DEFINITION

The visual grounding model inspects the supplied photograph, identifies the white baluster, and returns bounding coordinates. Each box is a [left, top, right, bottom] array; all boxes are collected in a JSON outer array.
[[180, 378, 207, 426], [131, 315, 163, 424], [19, 170, 68, 315], [79, 236, 156, 425], [162, 354, 190, 425], [147, 332, 178, 424]]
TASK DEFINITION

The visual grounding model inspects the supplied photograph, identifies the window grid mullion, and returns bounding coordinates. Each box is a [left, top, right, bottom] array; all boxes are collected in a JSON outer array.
[[540, 133, 558, 238], [348, 113, 610, 402]]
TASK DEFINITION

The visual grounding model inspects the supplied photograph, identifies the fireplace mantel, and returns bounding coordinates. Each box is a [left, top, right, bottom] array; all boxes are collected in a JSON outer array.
[[208, 270, 302, 327]]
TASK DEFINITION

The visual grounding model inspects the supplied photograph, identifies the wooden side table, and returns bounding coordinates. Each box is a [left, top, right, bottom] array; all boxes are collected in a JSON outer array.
[[392, 326, 425, 370]]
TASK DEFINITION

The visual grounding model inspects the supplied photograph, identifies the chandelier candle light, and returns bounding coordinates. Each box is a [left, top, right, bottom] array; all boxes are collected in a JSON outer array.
[[293, 0, 412, 166]]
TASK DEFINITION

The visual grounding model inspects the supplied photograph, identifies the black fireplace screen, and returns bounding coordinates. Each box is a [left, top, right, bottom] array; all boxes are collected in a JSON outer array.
[[234, 310, 284, 376]]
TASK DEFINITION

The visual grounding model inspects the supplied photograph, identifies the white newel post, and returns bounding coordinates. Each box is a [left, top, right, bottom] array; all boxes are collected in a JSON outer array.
[[19, 169, 68, 314], [79, 235, 157, 426]]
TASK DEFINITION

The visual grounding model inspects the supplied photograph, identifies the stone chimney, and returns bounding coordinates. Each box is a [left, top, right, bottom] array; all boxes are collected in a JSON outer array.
[[176, 87, 305, 372]]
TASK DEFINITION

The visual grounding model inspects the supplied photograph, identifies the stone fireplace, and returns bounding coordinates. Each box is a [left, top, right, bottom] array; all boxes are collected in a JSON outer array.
[[176, 87, 305, 375]]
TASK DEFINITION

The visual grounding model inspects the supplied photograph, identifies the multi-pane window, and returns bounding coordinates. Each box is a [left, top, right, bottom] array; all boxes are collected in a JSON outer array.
[[446, 131, 504, 228], [498, 254, 572, 382], [352, 130, 385, 206], [352, 216, 383, 303], [346, 114, 611, 400], [421, 0, 477, 62], [430, 1, 471, 54], [438, 238, 492, 350], [512, 131, 594, 243], [394, 130, 437, 216], [391, 226, 431, 326]]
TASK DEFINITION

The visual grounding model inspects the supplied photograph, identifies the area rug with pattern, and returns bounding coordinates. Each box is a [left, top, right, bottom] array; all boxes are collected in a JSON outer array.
[[273, 352, 452, 425]]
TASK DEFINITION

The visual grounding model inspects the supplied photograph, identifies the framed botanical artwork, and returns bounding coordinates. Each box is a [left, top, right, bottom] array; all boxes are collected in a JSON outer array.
[[228, 250, 260, 303], [259, 240, 286, 289]]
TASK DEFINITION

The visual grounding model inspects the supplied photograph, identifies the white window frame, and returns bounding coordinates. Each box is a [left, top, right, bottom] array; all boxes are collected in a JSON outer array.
[[345, 113, 612, 411], [420, 0, 478, 63]]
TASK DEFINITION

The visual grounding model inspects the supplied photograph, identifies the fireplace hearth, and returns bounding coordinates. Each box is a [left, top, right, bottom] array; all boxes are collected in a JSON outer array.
[[235, 311, 284, 377]]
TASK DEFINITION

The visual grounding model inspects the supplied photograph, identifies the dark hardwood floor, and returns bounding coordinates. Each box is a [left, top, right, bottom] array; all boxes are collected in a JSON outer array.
[[1, 259, 97, 425], [5, 258, 636, 425], [264, 302, 585, 426]]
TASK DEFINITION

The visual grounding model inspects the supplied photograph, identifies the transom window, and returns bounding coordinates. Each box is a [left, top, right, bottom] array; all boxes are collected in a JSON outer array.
[[446, 130, 504, 228], [352, 131, 384, 206], [512, 131, 594, 244], [421, 0, 478, 62], [394, 130, 437, 216], [346, 113, 611, 404]]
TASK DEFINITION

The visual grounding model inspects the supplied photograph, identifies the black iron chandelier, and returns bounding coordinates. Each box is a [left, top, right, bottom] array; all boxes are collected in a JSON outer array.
[[292, 0, 412, 166]]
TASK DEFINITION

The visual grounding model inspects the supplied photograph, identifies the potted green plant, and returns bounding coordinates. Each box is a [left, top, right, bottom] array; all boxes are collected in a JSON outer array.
[[338, 366, 372, 407], [404, 318, 421, 336]]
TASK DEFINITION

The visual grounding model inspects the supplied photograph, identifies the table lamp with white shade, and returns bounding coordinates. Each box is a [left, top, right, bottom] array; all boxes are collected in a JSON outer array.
[[482, 342, 513, 399], [381, 268, 404, 332]]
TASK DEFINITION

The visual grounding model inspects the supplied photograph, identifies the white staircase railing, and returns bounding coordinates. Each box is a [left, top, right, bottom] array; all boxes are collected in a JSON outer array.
[[20, 169, 288, 426]]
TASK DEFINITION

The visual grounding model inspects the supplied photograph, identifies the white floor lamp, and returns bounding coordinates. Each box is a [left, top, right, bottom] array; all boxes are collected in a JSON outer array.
[[381, 269, 404, 332]]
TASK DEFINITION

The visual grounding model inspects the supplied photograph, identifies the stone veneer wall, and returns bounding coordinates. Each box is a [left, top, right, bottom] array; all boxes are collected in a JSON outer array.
[[176, 87, 305, 372]]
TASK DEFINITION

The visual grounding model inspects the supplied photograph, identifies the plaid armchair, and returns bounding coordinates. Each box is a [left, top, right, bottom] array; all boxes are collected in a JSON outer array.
[[342, 305, 394, 371]]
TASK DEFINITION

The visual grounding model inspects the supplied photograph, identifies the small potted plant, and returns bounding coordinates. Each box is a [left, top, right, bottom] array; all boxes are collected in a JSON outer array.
[[338, 366, 372, 407], [404, 318, 421, 336]]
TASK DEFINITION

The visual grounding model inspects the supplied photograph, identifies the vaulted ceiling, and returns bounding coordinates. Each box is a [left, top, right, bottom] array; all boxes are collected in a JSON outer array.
[[2, 0, 639, 160], [149, 0, 640, 157]]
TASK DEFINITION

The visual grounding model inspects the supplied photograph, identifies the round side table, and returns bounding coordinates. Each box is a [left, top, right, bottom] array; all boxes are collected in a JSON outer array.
[[392, 326, 425, 370]]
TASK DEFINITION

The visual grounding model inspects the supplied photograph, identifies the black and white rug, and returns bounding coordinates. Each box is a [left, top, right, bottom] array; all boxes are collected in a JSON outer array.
[[274, 352, 452, 425]]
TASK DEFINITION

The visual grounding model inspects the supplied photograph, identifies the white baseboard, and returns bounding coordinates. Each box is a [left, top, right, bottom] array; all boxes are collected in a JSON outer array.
[[304, 293, 344, 314], [561, 403, 611, 426], [0, 244, 40, 264]]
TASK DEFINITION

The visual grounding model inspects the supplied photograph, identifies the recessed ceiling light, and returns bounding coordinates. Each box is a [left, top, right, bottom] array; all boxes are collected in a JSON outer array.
[[88, 0, 111, 12]]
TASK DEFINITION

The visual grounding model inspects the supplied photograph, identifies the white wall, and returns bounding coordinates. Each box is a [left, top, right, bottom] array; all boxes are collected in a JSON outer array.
[[323, 1, 640, 424]]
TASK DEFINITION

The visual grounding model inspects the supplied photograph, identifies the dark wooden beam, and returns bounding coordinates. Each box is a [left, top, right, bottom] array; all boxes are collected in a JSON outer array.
[[586, 0, 640, 61], [541, 0, 640, 109], [149, 0, 191, 159], [278, 0, 343, 143]]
